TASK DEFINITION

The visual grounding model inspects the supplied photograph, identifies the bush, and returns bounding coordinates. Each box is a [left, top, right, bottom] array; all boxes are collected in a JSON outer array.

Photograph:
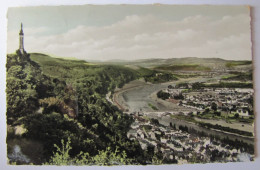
[[45, 138, 133, 165]]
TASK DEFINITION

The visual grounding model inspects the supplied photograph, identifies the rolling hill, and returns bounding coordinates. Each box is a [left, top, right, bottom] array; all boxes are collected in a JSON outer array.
[[92, 57, 252, 72]]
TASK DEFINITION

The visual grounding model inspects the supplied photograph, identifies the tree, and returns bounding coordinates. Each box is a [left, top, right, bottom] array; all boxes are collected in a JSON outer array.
[[157, 90, 170, 100], [174, 93, 184, 100], [203, 108, 210, 114], [214, 111, 221, 117], [211, 102, 218, 112], [151, 118, 159, 125], [45, 138, 73, 165], [192, 82, 203, 89]]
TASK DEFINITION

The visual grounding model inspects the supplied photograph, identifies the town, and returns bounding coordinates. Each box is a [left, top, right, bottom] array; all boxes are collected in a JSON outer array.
[[127, 111, 254, 164], [164, 84, 254, 118], [124, 80, 254, 164]]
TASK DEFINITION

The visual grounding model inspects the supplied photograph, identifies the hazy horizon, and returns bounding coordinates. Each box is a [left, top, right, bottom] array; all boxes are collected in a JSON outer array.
[[7, 5, 252, 61]]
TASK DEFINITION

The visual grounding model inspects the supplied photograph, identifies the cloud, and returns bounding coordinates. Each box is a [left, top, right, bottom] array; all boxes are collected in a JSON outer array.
[[7, 13, 252, 61]]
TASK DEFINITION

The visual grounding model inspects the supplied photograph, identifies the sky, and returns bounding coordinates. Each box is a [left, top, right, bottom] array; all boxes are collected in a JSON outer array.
[[7, 5, 252, 61]]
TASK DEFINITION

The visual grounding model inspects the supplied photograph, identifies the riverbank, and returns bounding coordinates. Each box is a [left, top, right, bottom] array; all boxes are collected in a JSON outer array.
[[113, 77, 204, 112], [113, 78, 148, 111]]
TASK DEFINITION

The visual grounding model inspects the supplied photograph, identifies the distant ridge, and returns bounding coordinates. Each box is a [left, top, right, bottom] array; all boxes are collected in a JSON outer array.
[[94, 57, 251, 69], [27, 53, 252, 71], [95, 57, 250, 64]]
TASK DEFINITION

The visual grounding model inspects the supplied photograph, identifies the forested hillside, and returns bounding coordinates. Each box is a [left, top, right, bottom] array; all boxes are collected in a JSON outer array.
[[6, 51, 152, 165]]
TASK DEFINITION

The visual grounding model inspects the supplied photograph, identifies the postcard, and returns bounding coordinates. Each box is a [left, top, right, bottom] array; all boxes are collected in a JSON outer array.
[[6, 5, 254, 165]]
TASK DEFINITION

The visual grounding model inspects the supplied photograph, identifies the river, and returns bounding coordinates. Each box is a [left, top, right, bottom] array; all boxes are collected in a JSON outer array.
[[115, 77, 216, 113], [7, 138, 45, 165]]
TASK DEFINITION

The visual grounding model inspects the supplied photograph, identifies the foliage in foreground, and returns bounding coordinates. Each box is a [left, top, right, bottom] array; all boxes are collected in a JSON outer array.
[[45, 138, 131, 165], [45, 138, 162, 165]]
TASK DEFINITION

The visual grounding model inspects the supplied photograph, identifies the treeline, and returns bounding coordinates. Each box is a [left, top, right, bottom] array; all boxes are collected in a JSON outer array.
[[192, 82, 253, 89], [136, 67, 178, 83], [221, 72, 252, 81], [198, 122, 253, 137], [225, 61, 252, 68], [155, 64, 211, 71], [6, 52, 150, 165]]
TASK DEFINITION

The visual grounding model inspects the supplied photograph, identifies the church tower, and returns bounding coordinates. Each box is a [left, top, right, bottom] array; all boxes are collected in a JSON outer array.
[[19, 23, 25, 54]]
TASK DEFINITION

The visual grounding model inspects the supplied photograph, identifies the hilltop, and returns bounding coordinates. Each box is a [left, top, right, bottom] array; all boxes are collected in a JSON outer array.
[[92, 57, 252, 72]]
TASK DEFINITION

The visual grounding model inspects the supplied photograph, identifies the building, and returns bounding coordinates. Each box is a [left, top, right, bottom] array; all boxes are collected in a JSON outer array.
[[19, 23, 25, 54], [236, 107, 250, 117]]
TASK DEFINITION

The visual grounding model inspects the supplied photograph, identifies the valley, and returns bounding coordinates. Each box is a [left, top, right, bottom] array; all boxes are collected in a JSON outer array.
[[6, 51, 254, 165]]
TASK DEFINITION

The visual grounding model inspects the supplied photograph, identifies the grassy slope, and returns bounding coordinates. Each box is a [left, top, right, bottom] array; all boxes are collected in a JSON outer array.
[[30, 53, 138, 83]]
